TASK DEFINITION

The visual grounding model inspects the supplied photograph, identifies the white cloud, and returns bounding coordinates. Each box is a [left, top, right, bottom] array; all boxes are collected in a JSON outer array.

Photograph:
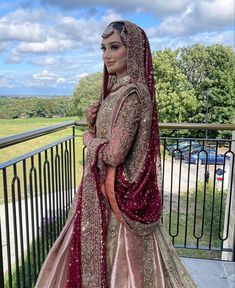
[[30, 56, 59, 66], [0, 8, 47, 42], [0, 7, 120, 56], [40, 0, 191, 15], [0, 22, 47, 42], [191, 30, 234, 48], [33, 70, 59, 81], [5, 52, 23, 63], [150, 0, 234, 37], [27, 52, 103, 84], [29, 70, 90, 88], [52, 17, 100, 44], [100, 9, 122, 26], [0, 70, 75, 92], [0, 73, 14, 88], [51, 9, 121, 44], [0, 2, 13, 10], [198, 0, 234, 26], [39, 0, 235, 26], [0, 42, 8, 52], [1, 8, 46, 23], [72, 72, 89, 83], [0, 1, 233, 95], [16, 38, 80, 53], [134, 0, 192, 15], [150, 30, 235, 51], [78, 72, 89, 79], [56, 77, 66, 84]]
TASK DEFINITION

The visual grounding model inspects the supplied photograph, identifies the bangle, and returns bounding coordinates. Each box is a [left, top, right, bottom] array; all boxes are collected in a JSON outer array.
[[88, 127, 95, 133]]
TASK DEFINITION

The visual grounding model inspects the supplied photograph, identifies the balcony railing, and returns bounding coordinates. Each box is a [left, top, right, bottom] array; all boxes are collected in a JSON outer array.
[[0, 121, 234, 288]]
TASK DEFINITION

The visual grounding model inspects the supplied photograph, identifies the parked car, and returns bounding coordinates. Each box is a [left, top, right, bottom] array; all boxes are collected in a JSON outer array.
[[166, 140, 200, 154], [183, 146, 216, 161], [173, 144, 203, 160], [189, 151, 230, 165]]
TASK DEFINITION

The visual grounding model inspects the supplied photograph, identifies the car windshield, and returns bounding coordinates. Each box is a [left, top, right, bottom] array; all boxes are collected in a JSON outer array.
[[181, 145, 202, 151], [178, 141, 198, 148], [193, 151, 217, 155], [191, 147, 215, 153]]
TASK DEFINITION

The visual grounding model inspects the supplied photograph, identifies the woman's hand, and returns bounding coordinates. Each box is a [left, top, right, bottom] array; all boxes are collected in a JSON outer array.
[[86, 101, 100, 132], [83, 131, 95, 147]]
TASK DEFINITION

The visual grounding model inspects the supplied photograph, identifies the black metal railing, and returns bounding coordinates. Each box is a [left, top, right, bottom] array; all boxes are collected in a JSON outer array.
[[0, 121, 81, 288], [0, 121, 234, 287], [160, 137, 234, 258]]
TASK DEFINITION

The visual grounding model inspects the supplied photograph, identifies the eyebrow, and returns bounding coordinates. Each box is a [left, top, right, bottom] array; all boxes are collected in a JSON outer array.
[[101, 41, 122, 46]]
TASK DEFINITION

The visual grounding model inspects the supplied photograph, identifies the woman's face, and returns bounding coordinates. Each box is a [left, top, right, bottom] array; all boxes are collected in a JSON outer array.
[[101, 30, 127, 79]]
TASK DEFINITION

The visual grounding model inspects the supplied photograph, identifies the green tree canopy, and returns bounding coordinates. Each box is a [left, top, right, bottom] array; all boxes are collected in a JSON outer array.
[[0, 96, 73, 119], [72, 72, 103, 118], [152, 49, 197, 124], [179, 44, 234, 128], [152, 44, 234, 138]]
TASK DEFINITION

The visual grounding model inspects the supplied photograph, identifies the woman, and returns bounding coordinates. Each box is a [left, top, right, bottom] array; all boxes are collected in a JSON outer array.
[[36, 21, 196, 288]]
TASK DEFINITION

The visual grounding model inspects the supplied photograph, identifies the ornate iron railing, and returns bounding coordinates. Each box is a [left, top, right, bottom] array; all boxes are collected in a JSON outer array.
[[0, 121, 234, 287]]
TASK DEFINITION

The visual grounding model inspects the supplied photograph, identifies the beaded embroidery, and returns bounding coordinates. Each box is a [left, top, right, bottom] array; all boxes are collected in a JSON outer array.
[[102, 21, 127, 46], [111, 75, 132, 91]]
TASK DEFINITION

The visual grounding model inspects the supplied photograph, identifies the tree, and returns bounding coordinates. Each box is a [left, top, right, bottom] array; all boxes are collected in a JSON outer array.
[[179, 44, 234, 137], [72, 72, 103, 118], [0, 96, 73, 119], [152, 45, 234, 138], [152, 49, 197, 136]]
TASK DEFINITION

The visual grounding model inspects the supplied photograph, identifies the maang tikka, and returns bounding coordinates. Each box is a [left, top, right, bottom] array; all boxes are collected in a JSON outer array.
[[102, 22, 127, 46]]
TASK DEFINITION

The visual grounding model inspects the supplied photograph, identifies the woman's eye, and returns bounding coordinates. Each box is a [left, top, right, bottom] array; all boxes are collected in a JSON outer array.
[[101, 46, 106, 51], [111, 45, 119, 50]]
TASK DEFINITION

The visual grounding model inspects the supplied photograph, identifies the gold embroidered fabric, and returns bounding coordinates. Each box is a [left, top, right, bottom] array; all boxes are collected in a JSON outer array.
[[35, 20, 197, 288], [93, 79, 196, 286], [97, 90, 141, 167]]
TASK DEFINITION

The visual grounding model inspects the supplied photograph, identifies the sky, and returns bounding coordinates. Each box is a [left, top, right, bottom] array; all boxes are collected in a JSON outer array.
[[0, 0, 234, 96]]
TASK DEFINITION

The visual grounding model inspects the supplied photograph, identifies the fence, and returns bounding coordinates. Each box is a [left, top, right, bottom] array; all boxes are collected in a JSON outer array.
[[0, 121, 234, 287]]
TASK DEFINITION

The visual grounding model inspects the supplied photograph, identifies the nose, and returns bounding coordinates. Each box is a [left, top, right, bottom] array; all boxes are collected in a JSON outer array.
[[103, 48, 111, 59]]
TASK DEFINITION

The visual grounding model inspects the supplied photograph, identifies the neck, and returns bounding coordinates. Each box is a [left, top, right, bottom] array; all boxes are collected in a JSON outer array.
[[116, 72, 127, 80]]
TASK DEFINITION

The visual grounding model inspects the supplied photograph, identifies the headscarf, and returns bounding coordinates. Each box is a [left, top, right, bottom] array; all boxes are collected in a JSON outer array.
[[103, 21, 162, 229]]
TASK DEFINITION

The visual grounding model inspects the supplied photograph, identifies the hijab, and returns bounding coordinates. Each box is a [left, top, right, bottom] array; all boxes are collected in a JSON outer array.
[[103, 21, 162, 228]]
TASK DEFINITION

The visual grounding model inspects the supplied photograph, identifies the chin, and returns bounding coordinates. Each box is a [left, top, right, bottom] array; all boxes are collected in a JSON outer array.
[[107, 68, 115, 74]]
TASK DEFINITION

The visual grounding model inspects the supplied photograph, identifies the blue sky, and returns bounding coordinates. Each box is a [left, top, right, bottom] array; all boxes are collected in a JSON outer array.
[[0, 0, 234, 96]]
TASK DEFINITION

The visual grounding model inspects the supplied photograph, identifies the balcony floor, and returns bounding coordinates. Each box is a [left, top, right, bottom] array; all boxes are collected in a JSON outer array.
[[181, 257, 235, 288]]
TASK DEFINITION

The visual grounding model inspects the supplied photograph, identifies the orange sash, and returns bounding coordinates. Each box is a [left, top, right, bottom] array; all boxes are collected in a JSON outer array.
[[101, 166, 126, 225]]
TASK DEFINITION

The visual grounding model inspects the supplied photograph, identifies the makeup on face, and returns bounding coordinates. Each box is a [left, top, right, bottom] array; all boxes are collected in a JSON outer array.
[[101, 31, 127, 79]]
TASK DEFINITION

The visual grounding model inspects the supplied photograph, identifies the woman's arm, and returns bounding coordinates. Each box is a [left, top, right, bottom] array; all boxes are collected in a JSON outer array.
[[101, 92, 141, 166], [85, 101, 100, 132], [83, 101, 101, 146]]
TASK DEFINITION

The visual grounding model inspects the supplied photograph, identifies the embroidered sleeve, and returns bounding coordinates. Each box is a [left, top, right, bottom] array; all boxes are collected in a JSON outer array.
[[102, 92, 141, 166]]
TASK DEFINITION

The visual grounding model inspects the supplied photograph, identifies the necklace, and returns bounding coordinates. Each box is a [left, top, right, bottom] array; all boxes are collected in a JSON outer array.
[[111, 75, 132, 91]]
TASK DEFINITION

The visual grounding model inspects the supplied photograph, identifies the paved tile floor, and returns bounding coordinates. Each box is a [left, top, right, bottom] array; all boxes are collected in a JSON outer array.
[[181, 257, 235, 288]]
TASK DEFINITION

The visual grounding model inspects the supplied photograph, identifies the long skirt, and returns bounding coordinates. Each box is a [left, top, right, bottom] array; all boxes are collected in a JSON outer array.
[[35, 209, 196, 288]]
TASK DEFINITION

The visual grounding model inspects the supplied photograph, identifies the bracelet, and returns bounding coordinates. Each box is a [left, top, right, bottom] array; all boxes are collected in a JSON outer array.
[[88, 126, 95, 133]]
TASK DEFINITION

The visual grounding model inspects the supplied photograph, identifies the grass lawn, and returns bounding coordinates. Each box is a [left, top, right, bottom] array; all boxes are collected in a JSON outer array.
[[0, 117, 85, 204], [0, 117, 82, 157]]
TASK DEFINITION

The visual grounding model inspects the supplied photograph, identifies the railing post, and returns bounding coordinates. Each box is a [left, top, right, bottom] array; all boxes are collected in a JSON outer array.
[[0, 219, 4, 288], [222, 116, 235, 261]]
